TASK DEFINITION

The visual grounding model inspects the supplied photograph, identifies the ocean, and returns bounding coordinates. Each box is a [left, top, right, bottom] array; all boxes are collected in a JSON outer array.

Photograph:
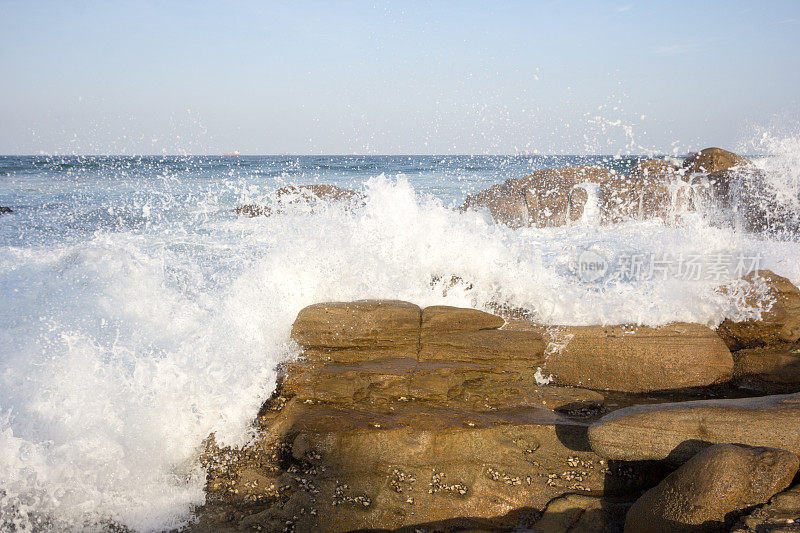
[[1, 150, 799, 531]]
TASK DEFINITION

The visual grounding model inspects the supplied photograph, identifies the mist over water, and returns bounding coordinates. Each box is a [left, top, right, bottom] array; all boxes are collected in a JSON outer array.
[[1, 143, 800, 531]]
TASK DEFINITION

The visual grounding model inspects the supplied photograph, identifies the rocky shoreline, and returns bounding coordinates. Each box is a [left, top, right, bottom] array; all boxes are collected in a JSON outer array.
[[192, 267, 800, 532], [198, 148, 800, 532]]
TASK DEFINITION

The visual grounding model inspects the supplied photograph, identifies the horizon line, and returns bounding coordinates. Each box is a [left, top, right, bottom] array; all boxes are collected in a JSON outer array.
[[0, 153, 685, 158]]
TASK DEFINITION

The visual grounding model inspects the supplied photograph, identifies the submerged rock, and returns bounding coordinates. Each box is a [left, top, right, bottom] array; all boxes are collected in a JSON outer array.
[[717, 270, 800, 351], [234, 184, 364, 217], [624, 444, 798, 533], [588, 392, 800, 463]]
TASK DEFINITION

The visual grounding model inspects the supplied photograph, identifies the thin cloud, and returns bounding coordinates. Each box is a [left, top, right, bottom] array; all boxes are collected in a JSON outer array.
[[654, 43, 691, 56], [617, 4, 634, 12]]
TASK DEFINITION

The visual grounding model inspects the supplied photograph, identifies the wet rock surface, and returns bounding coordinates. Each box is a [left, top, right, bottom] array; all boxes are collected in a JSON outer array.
[[0, 206, 12, 214], [459, 147, 791, 233], [193, 283, 800, 532], [718, 270, 800, 351]]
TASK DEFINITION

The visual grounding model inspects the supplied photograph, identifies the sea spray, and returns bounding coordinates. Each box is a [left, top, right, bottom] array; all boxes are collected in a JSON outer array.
[[0, 151, 799, 531]]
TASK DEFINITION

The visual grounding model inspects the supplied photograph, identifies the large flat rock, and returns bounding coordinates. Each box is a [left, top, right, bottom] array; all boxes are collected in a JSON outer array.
[[291, 300, 422, 361], [588, 392, 800, 463], [205, 400, 658, 532], [506, 322, 733, 393]]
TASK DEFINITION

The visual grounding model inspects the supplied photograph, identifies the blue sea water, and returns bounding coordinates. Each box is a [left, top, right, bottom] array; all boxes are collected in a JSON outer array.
[[0, 152, 799, 531], [0, 154, 641, 247]]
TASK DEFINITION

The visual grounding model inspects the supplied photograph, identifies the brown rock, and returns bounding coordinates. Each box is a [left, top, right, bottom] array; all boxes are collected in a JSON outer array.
[[275, 184, 364, 204], [233, 204, 267, 217], [533, 493, 631, 533], [461, 182, 532, 228], [204, 400, 654, 532], [234, 184, 364, 217], [421, 305, 505, 336], [629, 158, 679, 178], [734, 344, 800, 392], [732, 484, 800, 533], [505, 322, 733, 393], [718, 270, 800, 351], [588, 392, 800, 463], [520, 165, 619, 227], [291, 300, 421, 362], [461, 165, 620, 228], [624, 444, 798, 533], [281, 356, 604, 411], [683, 147, 756, 174], [680, 148, 778, 230], [419, 329, 547, 364]]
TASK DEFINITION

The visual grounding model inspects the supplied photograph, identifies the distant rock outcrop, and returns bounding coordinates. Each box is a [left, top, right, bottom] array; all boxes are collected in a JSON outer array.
[[683, 147, 756, 174], [234, 184, 364, 217], [0, 206, 12, 215]]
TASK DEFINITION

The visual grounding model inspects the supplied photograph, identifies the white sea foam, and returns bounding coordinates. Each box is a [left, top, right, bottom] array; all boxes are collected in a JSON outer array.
[[1, 141, 800, 531]]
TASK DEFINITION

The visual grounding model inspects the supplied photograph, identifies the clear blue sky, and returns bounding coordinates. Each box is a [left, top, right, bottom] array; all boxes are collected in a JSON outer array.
[[1, 0, 798, 155]]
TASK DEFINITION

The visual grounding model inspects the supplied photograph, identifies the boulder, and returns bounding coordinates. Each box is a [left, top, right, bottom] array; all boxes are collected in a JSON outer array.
[[683, 147, 756, 174], [0, 206, 12, 214], [732, 484, 800, 533], [588, 392, 800, 463], [717, 270, 800, 351], [235, 184, 364, 217], [285, 304, 601, 410], [461, 165, 621, 228], [462, 163, 689, 228], [461, 181, 532, 228], [504, 322, 733, 393], [520, 165, 620, 227], [624, 444, 798, 533], [680, 148, 781, 230], [734, 344, 800, 393], [233, 204, 267, 217]]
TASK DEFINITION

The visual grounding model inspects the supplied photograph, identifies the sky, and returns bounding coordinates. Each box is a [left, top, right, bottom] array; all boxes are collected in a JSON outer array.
[[0, 0, 799, 155]]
